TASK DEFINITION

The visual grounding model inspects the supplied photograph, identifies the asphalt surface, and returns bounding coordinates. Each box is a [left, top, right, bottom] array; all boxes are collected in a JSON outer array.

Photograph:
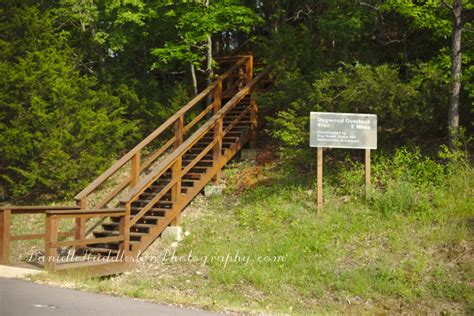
[[0, 277, 218, 316]]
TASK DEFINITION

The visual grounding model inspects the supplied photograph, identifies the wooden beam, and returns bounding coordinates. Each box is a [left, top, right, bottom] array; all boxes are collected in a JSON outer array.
[[46, 208, 126, 215], [121, 204, 131, 255], [249, 93, 258, 148], [10, 231, 74, 241], [213, 80, 222, 113], [213, 118, 223, 183], [131, 151, 140, 187], [0, 208, 11, 264], [0, 205, 79, 215], [75, 198, 87, 245], [246, 55, 253, 84], [55, 212, 125, 220], [317, 147, 323, 215], [213, 80, 223, 183], [52, 235, 124, 248], [45, 215, 58, 272], [365, 149, 371, 197], [171, 157, 182, 226]]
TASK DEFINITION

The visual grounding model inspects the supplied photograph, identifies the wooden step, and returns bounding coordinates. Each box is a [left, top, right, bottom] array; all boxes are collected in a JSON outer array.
[[131, 207, 169, 213], [94, 230, 147, 238], [110, 213, 166, 223], [147, 185, 187, 193], [182, 159, 214, 166], [103, 222, 156, 229], [133, 199, 173, 205]]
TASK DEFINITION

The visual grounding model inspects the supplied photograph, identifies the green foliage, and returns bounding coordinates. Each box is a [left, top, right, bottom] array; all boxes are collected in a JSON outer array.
[[151, 0, 262, 70], [0, 4, 136, 200], [266, 63, 449, 148]]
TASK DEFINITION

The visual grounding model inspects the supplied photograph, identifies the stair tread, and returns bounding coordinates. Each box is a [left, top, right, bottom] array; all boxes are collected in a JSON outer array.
[[131, 207, 170, 211], [104, 222, 156, 228], [94, 230, 147, 236], [134, 199, 174, 204]]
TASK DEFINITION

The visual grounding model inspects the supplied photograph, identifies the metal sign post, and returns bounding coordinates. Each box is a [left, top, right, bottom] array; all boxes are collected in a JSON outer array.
[[310, 112, 377, 215]]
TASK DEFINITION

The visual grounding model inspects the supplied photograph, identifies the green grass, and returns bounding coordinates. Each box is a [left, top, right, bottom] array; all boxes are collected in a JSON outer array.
[[28, 147, 473, 314]]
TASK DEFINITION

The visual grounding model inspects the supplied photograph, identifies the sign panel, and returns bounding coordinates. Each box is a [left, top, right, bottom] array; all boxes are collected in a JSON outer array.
[[310, 112, 377, 149]]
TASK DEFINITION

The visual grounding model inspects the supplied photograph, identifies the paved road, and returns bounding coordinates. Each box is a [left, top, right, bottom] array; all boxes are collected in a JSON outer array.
[[0, 277, 218, 316]]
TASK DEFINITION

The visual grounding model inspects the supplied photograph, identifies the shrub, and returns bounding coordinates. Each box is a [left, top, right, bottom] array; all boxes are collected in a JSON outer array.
[[0, 6, 137, 201], [264, 63, 448, 148]]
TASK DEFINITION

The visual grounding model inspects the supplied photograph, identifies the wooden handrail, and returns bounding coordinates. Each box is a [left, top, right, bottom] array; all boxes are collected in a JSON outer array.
[[0, 206, 126, 265], [44, 209, 129, 271], [46, 208, 126, 215], [121, 68, 271, 205], [0, 205, 79, 214], [74, 56, 250, 203]]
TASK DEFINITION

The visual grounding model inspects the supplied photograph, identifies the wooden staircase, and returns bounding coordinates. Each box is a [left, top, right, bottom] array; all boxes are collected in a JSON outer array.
[[0, 55, 270, 276]]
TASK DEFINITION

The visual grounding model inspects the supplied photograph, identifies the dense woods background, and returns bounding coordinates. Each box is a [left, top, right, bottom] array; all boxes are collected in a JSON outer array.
[[1, 0, 473, 202]]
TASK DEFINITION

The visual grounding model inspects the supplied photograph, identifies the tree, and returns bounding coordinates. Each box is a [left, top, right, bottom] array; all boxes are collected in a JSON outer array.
[[0, 3, 137, 200], [440, 0, 474, 146], [386, 0, 474, 147], [150, 0, 261, 94]]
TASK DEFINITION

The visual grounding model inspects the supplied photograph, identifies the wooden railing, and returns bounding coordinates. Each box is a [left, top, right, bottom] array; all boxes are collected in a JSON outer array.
[[0, 205, 79, 265], [119, 68, 271, 243], [72, 55, 254, 237], [0, 206, 128, 271], [44, 208, 127, 272], [0, 55, 269, 271]]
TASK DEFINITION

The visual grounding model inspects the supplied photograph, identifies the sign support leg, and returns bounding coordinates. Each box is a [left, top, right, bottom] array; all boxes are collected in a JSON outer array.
[[317, 147, 323, 215], [365, 149, 371, 197]]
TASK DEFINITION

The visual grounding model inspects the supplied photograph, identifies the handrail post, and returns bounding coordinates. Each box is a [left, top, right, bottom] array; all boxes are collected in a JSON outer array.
[[213, 80, 222, 114], [171, 115, 184, 226], [175, 115, 184, 149], [75, 197, 86, 248], [120, 203, 131, 258], [0, 208, 11, 264], [249, 92, 258, 148], [213, 80, 223, 182], [171, 158, 182, 226], [245, 55, 253, 84], [45, 214, 58, 272], [131, 151, 140, 188]]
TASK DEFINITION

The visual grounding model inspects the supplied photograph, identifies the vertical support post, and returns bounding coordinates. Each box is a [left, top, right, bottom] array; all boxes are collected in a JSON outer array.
[[0, 208, 11, 264], [213, 119, 223, 183], [317, 147, 323, 215], [213, 80, 222, 114], [120, 203, 131, 257], [171, 158, 182, 226], [131, 151, 140, 188], [171, 114, 184, 226], [213, 80, 223, 183], [365, 149, 371, 197], [245, 55, 253, 84], [249, 92, 258, 149], [175, 114, 184, 149], [75, 197, 86, 248], [45, 214, 58, 272]]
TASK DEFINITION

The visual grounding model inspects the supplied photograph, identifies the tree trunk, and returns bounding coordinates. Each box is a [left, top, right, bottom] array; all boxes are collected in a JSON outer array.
[[205, 0, 213, 86], [206, 33, 213, 86], [190, 63, 198, 97], [448, 0, 462, 148], [204, 0, 213, 108]]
